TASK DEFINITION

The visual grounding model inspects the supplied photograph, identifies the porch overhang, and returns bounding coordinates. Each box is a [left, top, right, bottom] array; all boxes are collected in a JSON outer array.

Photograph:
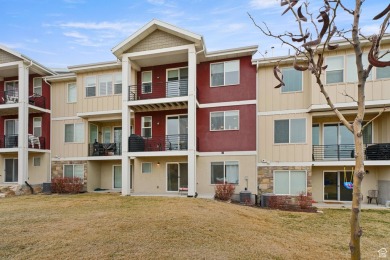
[[128, 97, 188, 112]]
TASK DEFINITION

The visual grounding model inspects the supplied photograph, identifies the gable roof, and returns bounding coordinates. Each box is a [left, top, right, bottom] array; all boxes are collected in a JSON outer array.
[[111, 19, 203, 58]]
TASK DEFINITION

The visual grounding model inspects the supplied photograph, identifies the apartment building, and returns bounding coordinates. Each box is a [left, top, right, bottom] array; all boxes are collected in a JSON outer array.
[[0, 45, 54, 188], [47, 20, 258, 197], [255, 38, 390, 204]]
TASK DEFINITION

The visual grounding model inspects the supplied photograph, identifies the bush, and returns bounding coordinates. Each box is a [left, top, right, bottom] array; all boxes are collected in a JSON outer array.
[[51, 177, 84, 194], [214, 183, 235, 201], [298, 193, 312, 209]]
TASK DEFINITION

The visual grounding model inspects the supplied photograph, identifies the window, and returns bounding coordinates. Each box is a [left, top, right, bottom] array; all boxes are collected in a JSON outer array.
[[114, 73, 122, 94], [312, 124, 319, 146], [65, 123, 84, 143], [102, 126, 111, 143], [67, 83, 77, 103], [98, 75, 113, 96], [274, 118, 306, 144], [274, 170, 306, 195], [376, 50, 390, 79], [211, 60, 239, 86], [142, 71, 152, 94], [5, 81, 19, 97], [33, 78, 42, 95], [85, 76, 96, 97], [33, 157, 41, 167], [4, 158, 18, 182], [211, 161, 239, 184], [281, 68, 302, 92], [210, 110, 239, 131], [345, 53, 372, 82], [141, 116, 152, 137], [326, 56, 344, 84], [64, 164, 84, 181], [33, 117, 42, 137], [142, 162, 152, 174]]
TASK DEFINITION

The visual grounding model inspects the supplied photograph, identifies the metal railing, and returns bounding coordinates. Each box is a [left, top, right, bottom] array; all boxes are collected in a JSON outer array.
[[0, 135, 45, 149], [88, 142, 122, 156], [312, 143, 390, 161], [128, 79, 188, 101], [129, 134, 188, 152], [0, 90, 46, 109]]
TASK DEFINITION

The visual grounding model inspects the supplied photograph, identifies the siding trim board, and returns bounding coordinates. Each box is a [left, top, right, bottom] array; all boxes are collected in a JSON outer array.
[[200, 100, 256, 108]]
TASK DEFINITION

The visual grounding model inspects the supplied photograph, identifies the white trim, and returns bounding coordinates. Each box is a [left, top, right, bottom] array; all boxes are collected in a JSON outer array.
[[123, 44, 194, 60], [205, 46, 257, 58], [76, 110, 122, 118], [210, 110, 239, 131], [67, 82, 77, 103], [33, 77, 42, 95], [52, 116, 80, 121], [258, 108, 309, 116], [126, 151, 188, 157], [141, 116, 152, 138], [141, 162, 153, 174], [127, 96, 189, 106], [52, 156, 122, 161], [274, 118, 307, 144], [258, 162, 313, 167], [310, 99, 390, 111], [166, 162, 189, 192], [273, 170, 307, 196], [210, 160, 240, 185], [200, 100, 256, 108], [210, 60, 240, 87], [141, 71, 152, 94], [33, 156, 41, 167], [32, 117, 42, 137], [3, 157, 18, 183], [280, 67, 303, 93], [198, 151, 257, 156], [112, 165, 122, 189]]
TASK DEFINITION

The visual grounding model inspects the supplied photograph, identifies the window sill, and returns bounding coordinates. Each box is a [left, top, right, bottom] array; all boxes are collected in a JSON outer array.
[[210, 83, 239, 88], [210, 129, 239, 132]]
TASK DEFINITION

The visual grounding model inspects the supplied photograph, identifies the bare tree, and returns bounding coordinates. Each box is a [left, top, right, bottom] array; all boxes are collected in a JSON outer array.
[[249, 1, 390, 259]]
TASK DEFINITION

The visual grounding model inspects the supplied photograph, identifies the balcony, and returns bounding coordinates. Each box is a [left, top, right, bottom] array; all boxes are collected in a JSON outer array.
[[128, 79, 188, 101], [0, 90, 46, 109], [129, 134, 188, 152], [312, 143, 390, 161], [0, 135, 46, 149], [88, 142, 122, 156]]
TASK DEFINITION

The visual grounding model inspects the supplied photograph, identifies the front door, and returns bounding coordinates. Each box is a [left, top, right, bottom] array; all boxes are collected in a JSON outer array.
[[166, 115, 188, 150], [167, 68, 188, 97], [324, 171, 353, 201], [5, 158, 18, 182], [167, 163, 188, 192], [114, 127, 122, 155]]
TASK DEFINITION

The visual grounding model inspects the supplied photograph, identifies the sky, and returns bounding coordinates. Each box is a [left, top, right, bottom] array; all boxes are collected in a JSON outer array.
[[0, 0, 387, 69]]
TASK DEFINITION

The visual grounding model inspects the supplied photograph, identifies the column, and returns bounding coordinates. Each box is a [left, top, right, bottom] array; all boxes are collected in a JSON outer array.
[[121, 56, 132, 195], [187, 46, 197, 197], [17, 62, 29, 185]]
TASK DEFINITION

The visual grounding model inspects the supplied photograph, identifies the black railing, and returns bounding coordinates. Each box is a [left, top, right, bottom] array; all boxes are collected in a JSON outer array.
[[313, 143, 390, 161], [0, 135, 45, 149], [89, 142, 122, 156], [128, 79, 188, 101], [0, 90, 46, 108], [129, 134, 188, 152]]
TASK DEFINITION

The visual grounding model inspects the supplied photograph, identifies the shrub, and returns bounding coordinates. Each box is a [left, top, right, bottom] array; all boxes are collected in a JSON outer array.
[[298, 193, 312, 209], [214, 183, 235, 201], [51, 177, 84, 194]]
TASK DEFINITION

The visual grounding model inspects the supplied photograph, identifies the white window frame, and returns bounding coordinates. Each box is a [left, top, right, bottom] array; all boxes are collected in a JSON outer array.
[[274, 118, 306, 144], [376, 50, 390, 80], [142, 162, 152, 174], [113, 73, 122, 94], [273, 170, 307, 195], [33, 117, 42, 137], [85, 76, 96, 97], [281, 67, 303, 93], [4, 158, 18, 183], [325, 56, 344, 84], [67, 82, 77, 103], [112, 165, 122, 189], [210, 161, 239, 185], [98, 74, 113, 96], [210, 110, 239, 131], [33, 77, 42, 96], [65, 123, 84, 143], [63, 164, 84, 182], [141, 116, 152, 137], [141, 71, 152, 94], [210, 60, 240, 87], [33, 157, 41, 167]]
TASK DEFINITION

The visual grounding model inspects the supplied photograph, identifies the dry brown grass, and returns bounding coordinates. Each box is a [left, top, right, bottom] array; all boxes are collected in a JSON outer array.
[[0, 193, 389, 260]]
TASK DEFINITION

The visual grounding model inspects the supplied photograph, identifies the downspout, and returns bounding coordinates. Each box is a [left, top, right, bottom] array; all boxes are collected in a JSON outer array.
[[44, 77, 53, 184], [256, 60, 260, 198]]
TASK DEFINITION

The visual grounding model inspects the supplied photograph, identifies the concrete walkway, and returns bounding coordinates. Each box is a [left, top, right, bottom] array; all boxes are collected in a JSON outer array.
[[314, 202, 389, 210]]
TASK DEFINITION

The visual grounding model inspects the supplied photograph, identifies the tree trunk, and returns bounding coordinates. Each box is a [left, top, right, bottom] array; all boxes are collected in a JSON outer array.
[[350, 120, 364, 259]]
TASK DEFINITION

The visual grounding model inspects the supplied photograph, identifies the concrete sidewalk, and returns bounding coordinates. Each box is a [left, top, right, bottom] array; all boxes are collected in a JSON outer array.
[[314, 202, 389, 210]]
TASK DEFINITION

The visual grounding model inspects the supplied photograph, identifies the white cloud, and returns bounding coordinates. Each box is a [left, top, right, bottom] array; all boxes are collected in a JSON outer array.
[[63, 31, 102, 47], [249, 0, 279, 9], [360, 24, 381, 36], [222, 23, 246, 33], [147, 0, 165, 5], [58, 21, 140, 36]]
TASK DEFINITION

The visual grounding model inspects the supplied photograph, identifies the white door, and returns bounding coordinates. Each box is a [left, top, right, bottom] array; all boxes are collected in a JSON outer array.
[[167, 68, 188, 97]]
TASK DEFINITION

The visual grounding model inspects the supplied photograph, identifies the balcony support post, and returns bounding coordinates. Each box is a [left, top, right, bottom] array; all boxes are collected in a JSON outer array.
[[121, 56, 132, 195], [187, 45, 197, 197], [17, 61, 29, 185]]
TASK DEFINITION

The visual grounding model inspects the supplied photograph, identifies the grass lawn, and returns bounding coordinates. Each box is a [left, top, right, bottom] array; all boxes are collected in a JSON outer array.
[[0, 193, 389, 260]]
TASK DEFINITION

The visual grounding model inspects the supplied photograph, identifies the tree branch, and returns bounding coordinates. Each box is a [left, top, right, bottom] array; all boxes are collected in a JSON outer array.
[[340, 90, 358, 103], [362, 107, 386, 131]]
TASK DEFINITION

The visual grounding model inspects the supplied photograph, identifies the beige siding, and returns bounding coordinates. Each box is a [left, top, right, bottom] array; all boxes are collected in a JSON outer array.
[[0, 50, 21, 64], [196, 155, 257, 196], [86, 160, 121, 191], [127, 30, 192, 53], [51, 119, 88, 158], [259, 113, 312, 162], [87, 161, 102, 191], [51, 69, 128, 118], [28, 153, 50, 184], [374, 112, 390, 143], [258, 66, 311, 112]]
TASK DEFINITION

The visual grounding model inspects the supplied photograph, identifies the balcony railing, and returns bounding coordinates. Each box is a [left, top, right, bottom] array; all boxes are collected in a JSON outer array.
[[129, 134, 188, 152], [0, 135, 45, 149], [89, 142, 122, 156], [312, 143, 390, 161], [128, 79, 188, 101], [0, 90, 46, 109]]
